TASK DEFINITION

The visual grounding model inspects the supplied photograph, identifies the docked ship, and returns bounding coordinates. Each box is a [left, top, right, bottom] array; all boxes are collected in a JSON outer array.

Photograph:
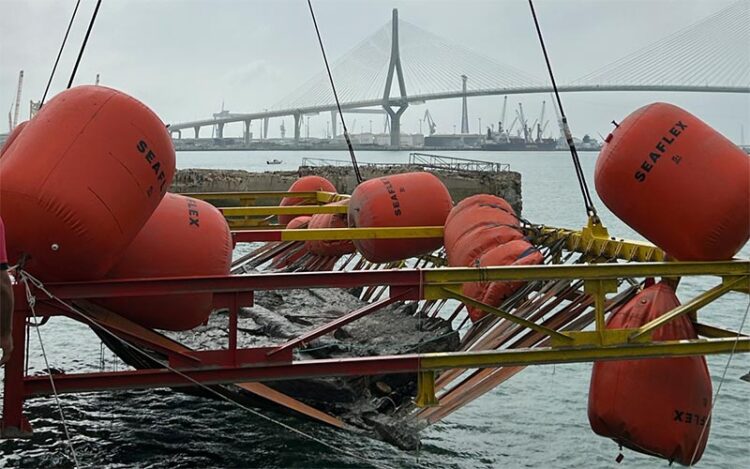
[[482, 132, 557, 151], [481, 100, 558, 151]]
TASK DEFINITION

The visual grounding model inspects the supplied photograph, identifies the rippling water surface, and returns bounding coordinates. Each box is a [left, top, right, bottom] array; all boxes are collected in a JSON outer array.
[[1, 150, 748, 468]]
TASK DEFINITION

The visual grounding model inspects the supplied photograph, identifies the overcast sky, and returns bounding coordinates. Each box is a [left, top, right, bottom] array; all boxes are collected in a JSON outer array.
[[1, 0, 748, 142]]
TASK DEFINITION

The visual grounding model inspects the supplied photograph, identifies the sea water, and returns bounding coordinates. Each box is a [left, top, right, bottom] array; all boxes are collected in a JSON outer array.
[[1, 150, 748, 468]]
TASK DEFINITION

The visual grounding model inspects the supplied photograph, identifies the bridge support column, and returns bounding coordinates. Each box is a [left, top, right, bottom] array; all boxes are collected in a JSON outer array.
[[194, 126, 200, 139], [382, 8, 408, 149], [217, 123, 224, 139], [460, 75, 469, 134], [383, 106, 406, 147], [294, 113, 301, 141], [262, 118, 269, 140], [331, 110, 338, 138], [244, 120, 251, 145]]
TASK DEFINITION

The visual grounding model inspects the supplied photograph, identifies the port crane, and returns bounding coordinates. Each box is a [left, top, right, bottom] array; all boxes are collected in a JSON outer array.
[[536, 100, 547, 142], [498, 96, 508, 134], [506, 115, 519, 140], [423, 110, 437, 135], [8, 70, 24, 132], [517, 103, 531, 142], [551, 95, 565, 143]]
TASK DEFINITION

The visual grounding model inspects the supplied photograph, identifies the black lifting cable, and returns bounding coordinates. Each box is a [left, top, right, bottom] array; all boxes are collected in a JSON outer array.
[[306, 0, 364, 184], [528, 0, 598, 220], [67, 0, 103, 90], [41, 0, 82, 106]]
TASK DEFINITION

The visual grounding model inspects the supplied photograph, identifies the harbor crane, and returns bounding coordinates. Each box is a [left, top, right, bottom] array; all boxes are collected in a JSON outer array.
[[518, 103, 530, 142], [506, 115, 519, 139], [423, 109, 437, 135], [536, 100, 547, 142], [551, 94, 565, 143], [9, 70, 23, 132], [499, 96, 508, 133]]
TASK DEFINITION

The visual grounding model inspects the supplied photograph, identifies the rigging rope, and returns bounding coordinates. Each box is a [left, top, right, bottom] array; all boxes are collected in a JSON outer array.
[[527, 0, 598, 220], [17, 270, 400, 469], [19, 275, 80, 469], [688, 297, 750, 467], [66, 0, 102, 89], [306, 0, 363, 184], [41, 0, 82, 106]]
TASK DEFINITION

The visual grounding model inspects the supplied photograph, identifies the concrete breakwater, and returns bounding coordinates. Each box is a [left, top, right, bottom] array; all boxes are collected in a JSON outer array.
[[171, 165, 523, 213]]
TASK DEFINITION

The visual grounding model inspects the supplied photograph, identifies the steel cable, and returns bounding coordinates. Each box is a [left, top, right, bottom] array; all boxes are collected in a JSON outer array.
[[306, 0, 363, 183], [40, 0, 82, 106], [18, 270, 403, 469], [66, 0, 102, 89], [20, 275, 80, 468], [528, 0, 597, 219]]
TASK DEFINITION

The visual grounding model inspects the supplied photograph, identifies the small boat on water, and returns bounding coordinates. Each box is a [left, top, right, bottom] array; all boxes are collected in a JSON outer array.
[[266, 159, 282, 165]]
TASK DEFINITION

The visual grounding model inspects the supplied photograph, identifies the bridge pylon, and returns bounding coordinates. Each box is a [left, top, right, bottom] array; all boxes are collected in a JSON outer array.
[[243, 120, 251, 145], [382, 8, 408, 148], [460, 75, 469, 134], [294, 113, 302, 141], [331, 110, 338, 138]]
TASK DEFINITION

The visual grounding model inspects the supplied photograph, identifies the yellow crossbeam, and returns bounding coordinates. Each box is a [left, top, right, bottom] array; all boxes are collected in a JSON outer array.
[[629, 276, 746, 341], [536, 218, 666, 262], [315, 191, 349, 203], [221, 205, 349, 216], [422, 261, 749, 285], [694, 323, 748, 339], [420, 337, 750, 370], [275, 227, 444, 241], [442, 287, 573, 344], [184, 191, 320, 200]]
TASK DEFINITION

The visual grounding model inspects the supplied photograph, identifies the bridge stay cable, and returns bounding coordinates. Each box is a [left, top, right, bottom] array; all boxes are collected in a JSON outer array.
[[306, 0, 363, 184], [527, 0, 598, 220]]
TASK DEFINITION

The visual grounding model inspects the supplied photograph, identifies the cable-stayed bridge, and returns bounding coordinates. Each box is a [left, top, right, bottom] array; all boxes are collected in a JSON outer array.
[[169, 2, 749, 146]]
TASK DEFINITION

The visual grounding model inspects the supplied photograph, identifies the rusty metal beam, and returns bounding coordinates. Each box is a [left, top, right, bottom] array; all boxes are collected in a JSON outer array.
[[23, 337, 750, 397], [19, 261, 749, 304]]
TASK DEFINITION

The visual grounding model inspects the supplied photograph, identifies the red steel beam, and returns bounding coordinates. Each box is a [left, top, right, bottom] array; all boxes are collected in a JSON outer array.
[[23, 354, 423, 396], [1, 309, 30, 436], [233, 230, 282, 243], [32, 270, 422, 300], [24, 335, 750, 397], [20, 262, 749, 303]]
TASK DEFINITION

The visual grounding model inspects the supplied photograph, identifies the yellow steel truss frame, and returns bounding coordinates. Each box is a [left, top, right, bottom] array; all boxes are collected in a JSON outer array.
[[187, 190, 750, 406], [187, 191, 350, 229]]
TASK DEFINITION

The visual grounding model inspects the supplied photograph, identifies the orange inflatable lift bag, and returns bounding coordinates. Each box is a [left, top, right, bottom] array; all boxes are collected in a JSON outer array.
[[98, 193, 233, 331], [480, 243, 542, 309], [0, 86, 175, 280], [278, 175, 337, 225], [272, 215, 311, 268], [306, 200, 355, 257], [588, 282, 712, 465], [443, 194, 522, 267], [448, 225, 524, 268], [462, 239, 541, 322], [0, 120, 27, 157], [595, 102, 749, 261], [348, 172, 453, 263]]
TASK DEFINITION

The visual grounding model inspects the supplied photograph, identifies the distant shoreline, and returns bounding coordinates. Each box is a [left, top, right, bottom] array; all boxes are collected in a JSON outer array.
[[173, 144, 601, 152]]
